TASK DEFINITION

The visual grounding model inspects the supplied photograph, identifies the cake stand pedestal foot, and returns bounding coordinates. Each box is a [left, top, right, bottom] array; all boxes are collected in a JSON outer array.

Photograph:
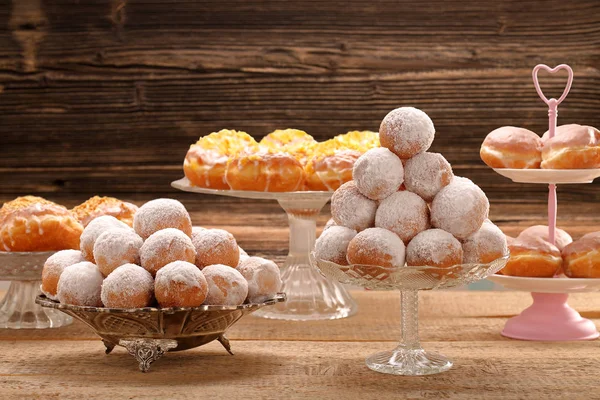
[[218, 335, 234, 355], [120, 339, 178, 372], [502, 292, 599, 341], [103, 340, 116, 354]]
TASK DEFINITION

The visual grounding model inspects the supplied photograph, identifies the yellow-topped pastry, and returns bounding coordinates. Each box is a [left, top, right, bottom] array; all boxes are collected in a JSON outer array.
[[72, 196, 138, 227], [304, 139, 362, 191], [260, 129, 318, 165], [333, 130, 380, 152]]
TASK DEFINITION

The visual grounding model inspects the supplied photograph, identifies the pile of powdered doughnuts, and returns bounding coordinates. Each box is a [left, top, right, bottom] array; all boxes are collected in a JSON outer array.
[[501, 226, 600, 278], [40, 198, 282, 308], [314, 107, 508, 272], [183, 128, 380, 192], [480, 124, 600, 169]]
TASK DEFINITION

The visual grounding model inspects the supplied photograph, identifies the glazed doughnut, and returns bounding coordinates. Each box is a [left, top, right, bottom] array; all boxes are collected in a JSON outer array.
[[191, 228, 239, 269], [331, 181, 377, 232], [202, 264, 249, 306], [480, 126, 542, 169], [375, 191, 430, 244], [304, 139, 362, 191], [140, 228, 196, 276], [133, 198, 193, 240], [184, 129, 258, 189], [333, 130, 380, 152], [404, 152, 453, 202], [518, 225, 572, 251], [41, 250, 85, 300], [541, 124, 581, 142], [225, 150, 305, 192], [430, 177, 489, 240], [462, 222, 508, 264], [379, 107, 435, 159], [541, 124, 600, 169], [314, 225, 357, 265], [101, 263, 154, 308], [80, 216, 131, 262], [500, 236, 562, 277], [561, 232, 600, 278], [155, 260, 208, 307], [0, 196, 83, 252], [352, 147, 404, 200], [72, 196, 138, 227], [237, 257, 282, 303], [93, 228, 144, 277], [56, 261, 104, 307], [259, 129, 317, 164], [406, 229, 463, 268], [346, 227, 406, 268]]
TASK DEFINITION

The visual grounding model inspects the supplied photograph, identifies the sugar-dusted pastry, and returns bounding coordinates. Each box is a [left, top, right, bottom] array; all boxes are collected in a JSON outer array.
[[462, 222, 508, 264], [562, 232, 600, 278], [133, 198, 192, 240], [314, 225, 357, 265], [375, 191, 430, 244], [191, 228, 239, 269], [155, 261, 208, 307], [72, 196, 138, 227], [480, 126, 542, 169], [56, 261, 104, 307], [101, 263, 154, 308], [237, 257, 282, 303], [407, 229, 463, 268], [500, 236, 562, 277], [352, 147, 404, 200], [541, 124, 600, 169], [518, 225, 572, 251], [80, 215, 131, 262], [140, 228, 196, 276], [259, 129, 317, 164], [346, 227, 406, 268], [202, 264, 249, 306], [404, 152, 453, 202], [304, 139, 363, 191], [331, 181, 377, 232], [323, 218, 337, 231], [0, 196, 83, 252], [93, 228, 144, 277], [379, 107, 435, 159], [41, 250, 85, 300]]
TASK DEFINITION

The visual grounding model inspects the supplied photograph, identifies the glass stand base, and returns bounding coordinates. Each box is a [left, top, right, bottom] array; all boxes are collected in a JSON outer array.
[[366, 346, 453, 376]]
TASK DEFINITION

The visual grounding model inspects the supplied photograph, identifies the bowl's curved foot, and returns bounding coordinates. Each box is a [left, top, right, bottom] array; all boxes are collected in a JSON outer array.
[[119, 339, 178, 372], [103, 340, 116, 355], [218, 335, 234, 355]]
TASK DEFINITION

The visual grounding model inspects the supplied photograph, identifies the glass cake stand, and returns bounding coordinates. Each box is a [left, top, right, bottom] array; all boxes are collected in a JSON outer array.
[[0, 251, 73, 329], [172, 177, 358, 321], [315, 255, 509, 375]]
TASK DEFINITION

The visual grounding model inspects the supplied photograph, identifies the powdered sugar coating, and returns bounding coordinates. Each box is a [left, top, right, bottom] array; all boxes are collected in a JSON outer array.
[[80, 215, 131, 262], [346, 227, 406, 268], [404, 152, 453, 202], [430, 177, 489, 240], [192, 228, 239, 269], [379, 107, 435, 159], [155, 260, 208, 307], [352, 147, 404, 200], [462, 223, 508, 264], [315, 225, 357, 265], [57, 261, 104, 307], [323, 218, 337, 231], [406, 229, 463, 267], [238, 257, 282, 303], [101, 263, 154, 308], [203, 264, 249, 306], [140, 228, 196, 276], [133, 198, 193, 240], [42, 249, 85, 299], [331, 181, 377, 232], [238, 246, 249, 265], [93, 228, 144, 277], [375, 191, 430, 244]]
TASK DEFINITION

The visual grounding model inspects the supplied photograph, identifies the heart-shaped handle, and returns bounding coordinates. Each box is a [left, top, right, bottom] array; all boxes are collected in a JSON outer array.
[[532, 64, 573, 106]]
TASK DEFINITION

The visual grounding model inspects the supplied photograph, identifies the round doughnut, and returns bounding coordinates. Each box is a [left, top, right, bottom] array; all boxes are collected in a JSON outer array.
[[375, 191, 430, 244], [41, 250, 85, 300], [430, 177, 489, 240], [480, 126, 542, 169], [184, 129, 258, 189], [237, 257, 282, 303], [140, 228, 196, 276], [462, 222, 508, 264], [314, 225, 357, 265], [133, 198, 192, 240], [404, 152, 453, 202], [541, 124, 600, 169], [379, 107, 435, 159], [259, 129, 317, 164], [56, 261, 104, 306], [93, 229, 144, 277], [518, 225, 572, 251], [225, 151, 305, 192], [334, 130, 380, 151], [500, 236, 562, 277], [541, 124, 581, 142], [202, 264, 249, 306], [80, 215, 131, 262], [304, 139, 362, 191], [323, 218, 337, 231], [406, 229, 463, 268], [346, 227, 406, 268], [71, 196, 138, 227], [352, 147, 404, 200], [238, 246, 249, 264], [101, 263, 154, 308], [331, 181, 377, 232], [155, 260, 208, 307], [505, 235, 516, 246], [562, 232, 600, 278], [0, 196, 83, 252], [191, 228, 239, 269]]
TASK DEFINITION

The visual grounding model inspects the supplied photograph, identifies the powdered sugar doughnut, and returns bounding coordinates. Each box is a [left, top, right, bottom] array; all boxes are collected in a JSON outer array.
[[375, 191, 430, 244], [379, 107, 435, 159], [41, 250, 85, 300], [133, 198, 192, 240], [407, 229, 463, 268], [315, 225, 357, 265], [331, 181, 377, 231], [462, 223, 508, 264], [404, 152, 453, 202], [346, 227, 405, 267], [93, 229, 143, 277], [352, 148, 404, 200], [323, 218, 337, 231], [192, 228, 239, 269], [101, 263, 154, 308], [202, 264, 249, 306], [57, 261, 104, 306], [140, 228, 196, 276], [238, 246, 249, 264], [80, 215, 131, 262], [237, 257, 282, 303], [155, 260, 208, 307], [431, 177, 489, 240]]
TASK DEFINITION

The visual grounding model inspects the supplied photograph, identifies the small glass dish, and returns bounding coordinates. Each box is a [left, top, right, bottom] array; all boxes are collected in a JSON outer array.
[[314, 255, 508, 376]]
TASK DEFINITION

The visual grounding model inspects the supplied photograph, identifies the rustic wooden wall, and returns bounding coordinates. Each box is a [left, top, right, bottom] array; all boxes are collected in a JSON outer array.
[[1, 0, 599, 207]]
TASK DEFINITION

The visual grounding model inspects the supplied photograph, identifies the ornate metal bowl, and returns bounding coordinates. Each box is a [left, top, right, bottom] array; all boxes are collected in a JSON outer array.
[[36, 293, 286, 372]]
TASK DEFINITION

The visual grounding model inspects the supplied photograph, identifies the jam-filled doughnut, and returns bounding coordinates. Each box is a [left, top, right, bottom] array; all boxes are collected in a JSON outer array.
[[133, 198, 192, 240], [56, 261, 104, 306], [237, 257, 282, 303], [80, 216, 131, 263], [407, 229, 463, 268], [202, 264, 249, 306], [352, 147, 404, 200], [140, 228, 196, 276], [379, 107, 435, 159], [41, 249, 85, 300], [404, 152, 453, 202], [375, 191, 430, 244], [331, 181, 377, 232], [72, 196, 138, 227], [314, 225, 357, 265], [93, 228, 144, 277], [101, 263, 154, 308], [480, 126, 542, 169], [155, 260, 208, 307]]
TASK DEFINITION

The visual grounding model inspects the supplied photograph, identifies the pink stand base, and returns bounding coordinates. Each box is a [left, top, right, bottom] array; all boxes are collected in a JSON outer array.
[[502, 293, 599, 341]]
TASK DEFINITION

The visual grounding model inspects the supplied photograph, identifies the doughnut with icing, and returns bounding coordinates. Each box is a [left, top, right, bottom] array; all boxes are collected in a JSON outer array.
[[133, 198, 192, 240], [101, 263, 154, 308], [379, 107, 435, 159], [259, 129, 317, 164], [541, 124, 600, 169], [72, 196, 138, 227], [500, 236, 562, 277], [333, 130, 380, 152], [304, 139, 362, 191], [562, 232, 600, 278], [518, 225, 572, 251], [480, 126, 542, 169]]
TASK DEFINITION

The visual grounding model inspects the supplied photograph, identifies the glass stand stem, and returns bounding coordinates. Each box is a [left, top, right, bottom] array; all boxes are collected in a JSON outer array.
[[400, 290, 420, 350]]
